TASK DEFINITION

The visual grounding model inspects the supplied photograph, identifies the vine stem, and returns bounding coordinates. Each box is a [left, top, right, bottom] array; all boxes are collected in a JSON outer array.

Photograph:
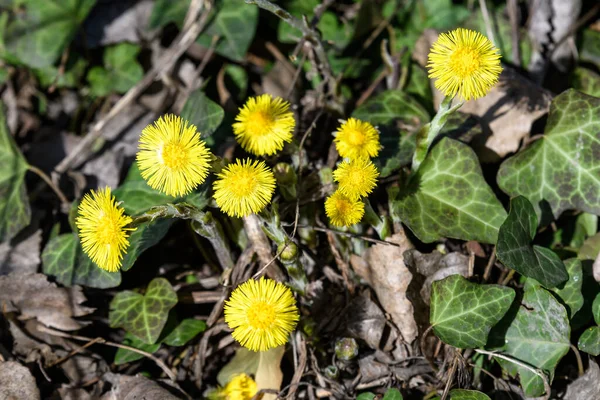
[[28, 165, 70, 205], [37, 325, 177, 381], [474, 349, 551, 400]]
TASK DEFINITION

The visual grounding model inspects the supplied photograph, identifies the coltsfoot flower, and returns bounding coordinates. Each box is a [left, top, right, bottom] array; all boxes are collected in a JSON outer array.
[[224, 277, 299, 352], [220, 374, 257, 400], [233, 94, 295, 156], [333, 158, 379, 200], [76, 187, 134, 272], [334, 118, 380, 160], [325, 190, 365, 227], [137, 114, 212, 197], [213, 159, 276, 218], [427, 28, 502, 100]]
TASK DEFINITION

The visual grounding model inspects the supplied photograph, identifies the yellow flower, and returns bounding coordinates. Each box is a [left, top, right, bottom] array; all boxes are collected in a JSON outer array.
[[137, 114, 212, 197], [333, 158, 379, 200], [76, 187, 134, 272], [224, 277, 299, 352], [213, 159, 276, 218], [233, 94, 295, 156], [325, 190, 365, 227], [427, 28, 502, 100], [334, 118, 380, 160], [221, 374, 258, 400]]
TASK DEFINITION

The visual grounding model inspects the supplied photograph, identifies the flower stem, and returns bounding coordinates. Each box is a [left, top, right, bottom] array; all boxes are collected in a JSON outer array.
[[412, 96, 464, 171], [363, 198, 391, 240], [28, 165, 70, 206]]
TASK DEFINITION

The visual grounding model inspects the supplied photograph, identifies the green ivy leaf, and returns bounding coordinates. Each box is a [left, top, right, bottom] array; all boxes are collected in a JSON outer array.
[[546, 259, 584, 318], [121, 219, 173, 272], [580, 29, 600, 66], [353, 90, 430, 177], [148, 0, 189, 29], [162, 318, 207, 346], [430, 275, 515, 348], [42, 233, 121, 288], [180, 89, 224, 138], [578, 326, 600, 356], [196, 0, 258, 62], [87, 43, 144, 97], [497, 90, 600, 222], [35, 55, 87, 88], [109, 278, 178, 344], [392, 137, 507, 244], [0, 102, 30, 242], [114, 333, 161, 365], [497, 196, 568, 288], [2, 0, 96, 68], [382, 388, 403, 400], [449, 389, 491, 400], [572, 67, 600, 98], [490, 285, 570, 397], [593, 293, 600, 325]]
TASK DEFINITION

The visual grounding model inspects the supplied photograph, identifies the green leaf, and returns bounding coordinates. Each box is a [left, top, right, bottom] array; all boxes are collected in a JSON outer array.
[[382, 388, 403, 400], [430, 275, 515, 348], [0, 102, 30, 241], [497, 90, 600, 221], [196, 0, 258, 62], [2, 0, 96, 68], [352, 90, 430, 177], [580, 29, 600, 66], [180, 89, 224, 138], [570, 213, 598, 249], [162, 318, 207, 346], [148, 0, 189, 29], [594, 293, 600, 325], [121, 219, 173, 272], [35, 55, 87, 88], [545, 259, 584, 318], [392, 137, 507, 244], [42, 233, 121, 289], [87, 43, 144, 97], [572, 67, 600, 98], [490, 285, 570, 397], [578, 326, 600, 356], [449, 389, 491, 400], [114, 333, 161, 365], [496, 196, 568, 288], [109, 278, 178, 344]]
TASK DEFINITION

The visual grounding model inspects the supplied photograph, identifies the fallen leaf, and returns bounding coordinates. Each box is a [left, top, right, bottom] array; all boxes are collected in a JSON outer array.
[[0, 229, 41, 275], [58, 387, 92, 400], [351, 231, 418, 343], [564, 359, 600, 400], [342, 294, 397, 352], [0, 361, 40, 400], [100, 373, 183, 400], [0, 273, 94, 330]]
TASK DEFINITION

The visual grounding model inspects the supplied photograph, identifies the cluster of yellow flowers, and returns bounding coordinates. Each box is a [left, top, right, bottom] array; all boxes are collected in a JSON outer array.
[[325, 118, 381, 227]]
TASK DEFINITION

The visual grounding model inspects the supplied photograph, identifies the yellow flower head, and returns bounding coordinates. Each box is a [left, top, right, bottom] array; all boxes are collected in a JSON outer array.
[[427, 28, 502, 100], [221, 374, 258, 400], [137, 114, 212, 197], [213, 159, 276, 218], [224, 277, 299, 352], [76, 187, 134, 272], [233, 94, 296, 156], [325, 190, 365, 227], [333, 158, 379, 200], [334, 118, 381, 160]]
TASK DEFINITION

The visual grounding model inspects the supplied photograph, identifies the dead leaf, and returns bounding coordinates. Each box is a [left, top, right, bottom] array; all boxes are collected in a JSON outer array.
[[0, 361, 40, 400], [404, 250, 469, 305], [0, 273, 94, 330], [9, 320, 60, 365], [413, 31, 553, 162], [341, 294, 397, 352], [58, 387, 92, 400], [0, 229, 41, 275], [351, 231, 418, 343], [100, 373, 183, 400], [564, 359, 600, 400], [217, 346, 285, 400]]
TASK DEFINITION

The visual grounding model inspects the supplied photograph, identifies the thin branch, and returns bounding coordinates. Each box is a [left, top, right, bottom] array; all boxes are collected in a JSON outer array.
[[28, 165, 70, 205], [474, 349, 551, 400], [37, 325, 177, 381], [570, 344, 584, 377], [478, 0, 497, 46]]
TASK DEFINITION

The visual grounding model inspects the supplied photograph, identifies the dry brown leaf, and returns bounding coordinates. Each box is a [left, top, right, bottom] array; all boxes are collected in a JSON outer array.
[[342, 295, 397, 352], [0, 361, 40, 400], [350, 231, 418, 343], [0, 229, 41, 275], [0, 273, 94, 330], [564, 359, 600, 400], [413, 30, 553, 162], [100, 373, 183, 400]]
